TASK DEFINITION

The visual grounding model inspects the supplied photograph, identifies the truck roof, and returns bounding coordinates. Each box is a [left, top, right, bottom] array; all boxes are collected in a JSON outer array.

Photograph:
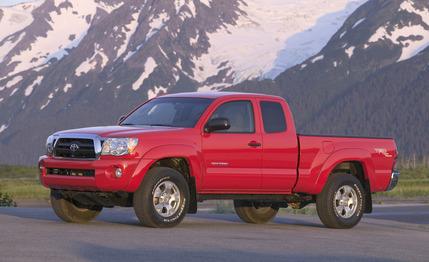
[[161, 91, 284, 100]]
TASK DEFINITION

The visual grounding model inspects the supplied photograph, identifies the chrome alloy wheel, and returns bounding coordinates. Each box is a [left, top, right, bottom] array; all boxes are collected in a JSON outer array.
[[334, 185, 358, 219], [152, 181, 181, 218]]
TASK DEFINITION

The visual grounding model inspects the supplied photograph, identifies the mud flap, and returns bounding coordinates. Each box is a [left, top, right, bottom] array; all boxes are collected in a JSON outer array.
[[363, 182, 373, 213], [188, 177, 197, 214]]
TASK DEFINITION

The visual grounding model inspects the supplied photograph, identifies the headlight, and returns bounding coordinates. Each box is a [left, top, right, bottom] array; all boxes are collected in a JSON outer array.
[[101, 138, 138, 156], [46, 135, 55, 155]]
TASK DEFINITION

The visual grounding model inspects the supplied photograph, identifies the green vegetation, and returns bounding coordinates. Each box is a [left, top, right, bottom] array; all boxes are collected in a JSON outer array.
[[0, 165, 49, 204], [0, 165, 427, 207], [375, 166, 429, 201], [0, 192, 16, 207], [376, 179, 429, 199]]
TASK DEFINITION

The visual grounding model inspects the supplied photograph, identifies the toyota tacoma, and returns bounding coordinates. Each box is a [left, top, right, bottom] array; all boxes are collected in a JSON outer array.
[[39, 92, 399, 228]]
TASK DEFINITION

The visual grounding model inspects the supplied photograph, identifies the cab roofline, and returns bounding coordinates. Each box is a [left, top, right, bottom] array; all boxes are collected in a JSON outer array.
[[159, 91, 284, 100]]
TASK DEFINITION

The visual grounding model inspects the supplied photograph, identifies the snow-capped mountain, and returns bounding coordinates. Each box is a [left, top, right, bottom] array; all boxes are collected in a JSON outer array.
[[0, 0, 368, 164], [0, 0, 367, 95], [274, 0, 429, 124], [1, 0, 428, 164], [302, 0, 429, 157], [231, 0, 429, 157]]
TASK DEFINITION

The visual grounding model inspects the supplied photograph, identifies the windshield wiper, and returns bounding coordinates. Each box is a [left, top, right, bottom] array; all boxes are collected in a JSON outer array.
[[148, 124, 174, 127], [121, 123, 175, 127]]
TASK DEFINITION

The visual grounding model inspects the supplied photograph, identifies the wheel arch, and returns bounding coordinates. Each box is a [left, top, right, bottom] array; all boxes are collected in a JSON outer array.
[[126, 144, 202, 213], [314, 148, 376, 194], [127, 144, 203, 189], [315, 149, 375, 213], [331, 161, 367, 182]]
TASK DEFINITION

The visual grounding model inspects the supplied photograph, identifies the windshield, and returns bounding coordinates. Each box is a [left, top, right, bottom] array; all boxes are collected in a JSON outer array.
[[121, 97, 214, 128]]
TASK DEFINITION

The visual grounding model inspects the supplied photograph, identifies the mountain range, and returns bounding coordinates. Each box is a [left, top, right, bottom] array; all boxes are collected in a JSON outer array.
[[231, 0, 429, 157], [0, 0, 428, 165]]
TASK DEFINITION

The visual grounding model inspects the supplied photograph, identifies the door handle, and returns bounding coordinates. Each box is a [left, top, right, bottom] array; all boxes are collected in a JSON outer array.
[[248, 141, 261, 147]]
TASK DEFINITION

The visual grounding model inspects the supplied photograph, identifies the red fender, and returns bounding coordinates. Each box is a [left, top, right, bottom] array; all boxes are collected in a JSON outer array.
[[306, 148, 376, 194], [125, 144, 204, 192]]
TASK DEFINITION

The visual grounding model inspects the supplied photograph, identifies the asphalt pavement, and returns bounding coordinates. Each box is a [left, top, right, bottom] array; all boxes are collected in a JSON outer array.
[[0, 204, 428, 262]]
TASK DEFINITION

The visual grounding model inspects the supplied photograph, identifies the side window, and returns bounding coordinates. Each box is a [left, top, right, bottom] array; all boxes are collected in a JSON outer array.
[[260, 101, 287, 133], [209, 100, 255, 133]]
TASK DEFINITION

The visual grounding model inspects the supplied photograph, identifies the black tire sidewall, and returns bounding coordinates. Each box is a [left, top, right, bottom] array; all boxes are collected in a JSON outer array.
[[323, 174, 364, 228], [151, 175, 188, 224], [135, 168, 190, 227]]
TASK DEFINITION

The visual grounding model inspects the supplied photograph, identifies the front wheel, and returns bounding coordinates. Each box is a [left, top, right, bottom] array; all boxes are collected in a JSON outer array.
[[316, 173, 365, 229], [50, 190, 102, 223], [234, 200, 279, 224], [133, 167, 190, 228]]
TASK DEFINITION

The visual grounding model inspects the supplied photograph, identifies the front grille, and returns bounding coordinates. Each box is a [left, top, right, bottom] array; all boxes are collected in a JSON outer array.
[[53, 138, 96, 159], [47, 168, 95, 177]]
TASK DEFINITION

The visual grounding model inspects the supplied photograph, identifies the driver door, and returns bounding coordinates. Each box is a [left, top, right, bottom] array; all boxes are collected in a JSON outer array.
[[201, 99, 262, 193]]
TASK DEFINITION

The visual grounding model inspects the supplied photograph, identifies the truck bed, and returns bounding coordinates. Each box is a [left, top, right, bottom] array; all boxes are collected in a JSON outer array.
[[294, 134, 397, 194]]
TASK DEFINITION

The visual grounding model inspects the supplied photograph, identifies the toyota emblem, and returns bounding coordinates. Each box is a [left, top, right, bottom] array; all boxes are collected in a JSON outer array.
[[70, 143, 79, 152]]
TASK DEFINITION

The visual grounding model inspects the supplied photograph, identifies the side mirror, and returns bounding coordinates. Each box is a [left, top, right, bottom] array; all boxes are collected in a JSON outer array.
[[205, 118, 231, 133], [118, 115, 126, 125]]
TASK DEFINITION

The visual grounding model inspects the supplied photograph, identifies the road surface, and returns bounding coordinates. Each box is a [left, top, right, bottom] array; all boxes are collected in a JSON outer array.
[[0, 204, 428, 262]]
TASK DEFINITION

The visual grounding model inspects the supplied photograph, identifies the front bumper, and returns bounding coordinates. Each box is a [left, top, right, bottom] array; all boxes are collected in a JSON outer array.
[[386, 170, 400, 191], [38, 155, 153, 192]]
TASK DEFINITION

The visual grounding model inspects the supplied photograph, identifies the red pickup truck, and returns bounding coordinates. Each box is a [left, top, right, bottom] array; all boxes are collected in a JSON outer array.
[[39, 92, 399, 228]]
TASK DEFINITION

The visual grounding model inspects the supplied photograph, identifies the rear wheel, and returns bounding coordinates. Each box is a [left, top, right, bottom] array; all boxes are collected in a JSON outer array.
[[234, 200, 279, 224], [133, 167, 190, 228], [50, 190, 102, 223], [316, 173, 365, 229]]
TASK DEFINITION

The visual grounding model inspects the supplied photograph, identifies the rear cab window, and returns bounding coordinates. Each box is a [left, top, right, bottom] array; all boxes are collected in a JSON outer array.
[[260, 101, 287, 133]]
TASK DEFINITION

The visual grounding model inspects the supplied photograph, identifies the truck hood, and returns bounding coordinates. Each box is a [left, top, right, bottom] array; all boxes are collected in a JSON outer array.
[[54, 125, 185, 138]]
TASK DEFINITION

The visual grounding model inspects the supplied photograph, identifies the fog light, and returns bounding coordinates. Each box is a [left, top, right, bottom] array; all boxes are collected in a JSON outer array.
[[115, 168, 123, 178]]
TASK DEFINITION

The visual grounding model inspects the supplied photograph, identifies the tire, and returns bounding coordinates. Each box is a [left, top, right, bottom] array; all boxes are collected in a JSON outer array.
[[234, 200, 279, 224], [133, 167, 190, 228], [316, 173, 365, 229], [50, 190, 102, 223]]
